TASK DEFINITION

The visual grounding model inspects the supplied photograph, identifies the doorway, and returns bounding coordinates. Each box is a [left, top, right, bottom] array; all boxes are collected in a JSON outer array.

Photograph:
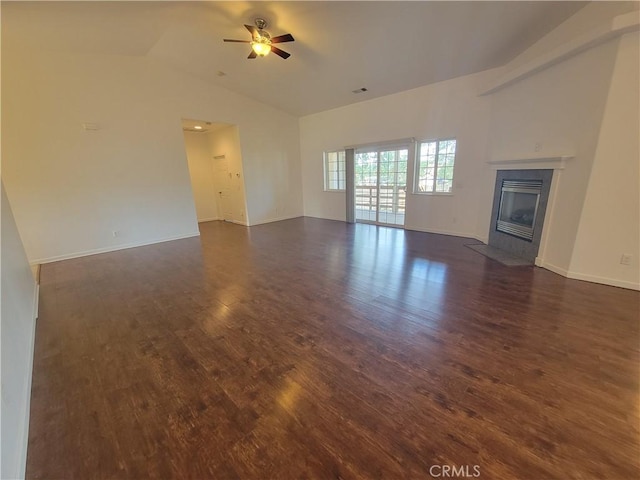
[[355, 146, 408, 227], [182, 119, 248, 225]]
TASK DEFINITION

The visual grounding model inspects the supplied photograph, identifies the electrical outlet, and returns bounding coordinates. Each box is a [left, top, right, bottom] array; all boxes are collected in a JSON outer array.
[[534, 142, 542, 152], [112, 230, 120, 238], [620, 254, 632, 266]]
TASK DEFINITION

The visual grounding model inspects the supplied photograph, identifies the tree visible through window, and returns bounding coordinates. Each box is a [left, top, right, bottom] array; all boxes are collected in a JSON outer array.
[[415, 139, 457, 193], [324, 150, 346, 191]]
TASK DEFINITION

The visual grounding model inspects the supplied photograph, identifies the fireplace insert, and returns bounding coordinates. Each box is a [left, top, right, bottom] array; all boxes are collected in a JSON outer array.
[[495, 179, 542, 241]]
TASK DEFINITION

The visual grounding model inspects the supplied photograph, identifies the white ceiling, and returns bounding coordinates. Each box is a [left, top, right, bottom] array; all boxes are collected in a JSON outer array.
[[2, 1, 589, 117]]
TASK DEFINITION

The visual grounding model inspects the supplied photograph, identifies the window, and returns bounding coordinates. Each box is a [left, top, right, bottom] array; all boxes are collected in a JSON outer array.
[[324, 150, 346, 191], [415, 139, 457, 193]]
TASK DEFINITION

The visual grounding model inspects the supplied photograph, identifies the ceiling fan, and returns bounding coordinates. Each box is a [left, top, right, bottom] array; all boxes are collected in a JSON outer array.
[[223, 18, 295, 59]]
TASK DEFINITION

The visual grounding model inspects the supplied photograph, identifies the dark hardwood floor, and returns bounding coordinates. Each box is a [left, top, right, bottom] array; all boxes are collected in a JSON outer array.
[[26, 218, 639, 479]]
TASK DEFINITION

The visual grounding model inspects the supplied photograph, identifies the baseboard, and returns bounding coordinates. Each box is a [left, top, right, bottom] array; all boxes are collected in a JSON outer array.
[[248, 214, 303, 227], [538, 260, 571, 277], [33, 283, 40, 319], [198, 217, 220, 223], [565, 270, 639, 291], [17, 282, 39, 479], [302, 213, 347, 222], [30, 264, 41, 283], [227, 219, 249, 226], [31, 231, 201, 265], [404, 224, 476, 240], [538, 259, 639, 290]]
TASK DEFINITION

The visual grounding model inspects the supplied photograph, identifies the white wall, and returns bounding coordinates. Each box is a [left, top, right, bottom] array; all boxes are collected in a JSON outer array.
[[1, 181, 38, 480], [486, 39, 619, 270], [569, 31, 640, 289], [485, 4, 639, 287], [2, 48, 302, 263], [183, 131, 219, 222], [300, 69, 495, 238], [239, 118, 304, 226]]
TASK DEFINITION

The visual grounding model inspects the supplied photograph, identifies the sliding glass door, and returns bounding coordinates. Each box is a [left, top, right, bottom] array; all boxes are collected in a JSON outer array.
[[355, 147, 408, 227]]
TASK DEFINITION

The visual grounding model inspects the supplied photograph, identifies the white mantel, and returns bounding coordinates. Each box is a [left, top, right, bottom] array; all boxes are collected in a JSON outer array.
[[487, 155, 574, 171], [486, 154, 575, 270]]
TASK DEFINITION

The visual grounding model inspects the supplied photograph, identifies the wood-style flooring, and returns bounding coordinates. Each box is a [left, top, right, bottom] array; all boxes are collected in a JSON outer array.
[[26, 218, 640, 479]]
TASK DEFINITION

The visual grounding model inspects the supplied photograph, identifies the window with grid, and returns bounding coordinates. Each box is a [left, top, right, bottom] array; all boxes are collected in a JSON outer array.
[[324, 150, 346, 191], [415, 139, 457, 194]]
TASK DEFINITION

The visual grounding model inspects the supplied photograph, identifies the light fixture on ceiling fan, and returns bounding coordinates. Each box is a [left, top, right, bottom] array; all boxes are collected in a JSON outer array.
[[223, 18, 295, 59]]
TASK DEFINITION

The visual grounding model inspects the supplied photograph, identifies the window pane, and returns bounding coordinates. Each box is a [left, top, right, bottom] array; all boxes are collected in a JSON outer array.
[[324, 150, 346, 191], [444, 168, 454, 180], [415, 139, 456, 194]]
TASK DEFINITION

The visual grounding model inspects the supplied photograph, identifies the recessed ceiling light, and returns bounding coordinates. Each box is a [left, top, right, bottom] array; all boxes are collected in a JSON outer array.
[[194, 125, 203, 130]]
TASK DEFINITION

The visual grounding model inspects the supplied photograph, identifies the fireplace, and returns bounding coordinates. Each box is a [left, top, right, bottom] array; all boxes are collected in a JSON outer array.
[[488, 169, 553, 262], [496, 180, 542, 241]]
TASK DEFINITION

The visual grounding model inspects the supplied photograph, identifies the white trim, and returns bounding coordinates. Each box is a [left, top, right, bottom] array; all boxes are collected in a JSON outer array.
[[226, 219, 249, 226], [16, 282, 39, 479], [481, 12, 640, 95], [487, 155, 573, 170], [304, 213, 346, 222], [248, 214, 303, 227], [403, 224, 476, 240], [197, 217, 221, 223], [539, 259, 570, 277], [538, 259, 639, 291], [33, 283, 40, 319], [565, 271, 640, 291], [31, 231, 201, 265]]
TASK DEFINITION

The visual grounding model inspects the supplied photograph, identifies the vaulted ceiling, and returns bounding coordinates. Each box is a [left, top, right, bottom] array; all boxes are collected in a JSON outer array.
[[2, 1, 588, 116]]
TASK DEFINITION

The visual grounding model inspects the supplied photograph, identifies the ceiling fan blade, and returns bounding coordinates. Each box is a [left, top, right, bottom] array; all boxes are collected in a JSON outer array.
[[270, 46, 291, 59], [248, 50, 257, 59], [271, 33, 295, 44], [223, 39, 251, 43], [245, 24, 258, 37]]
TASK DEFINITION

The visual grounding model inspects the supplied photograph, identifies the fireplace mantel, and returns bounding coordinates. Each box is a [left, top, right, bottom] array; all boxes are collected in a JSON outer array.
[[487, 155, 573, 171]]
